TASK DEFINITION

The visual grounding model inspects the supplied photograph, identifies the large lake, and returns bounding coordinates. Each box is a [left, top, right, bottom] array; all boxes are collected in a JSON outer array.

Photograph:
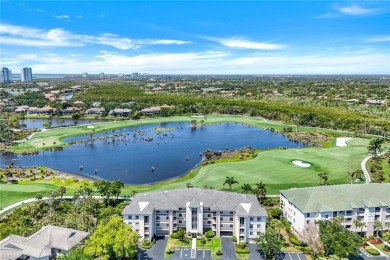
[[0, 122, 304, 184]]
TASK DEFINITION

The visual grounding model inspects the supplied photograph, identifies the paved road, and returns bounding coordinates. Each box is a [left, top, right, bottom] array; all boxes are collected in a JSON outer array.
[[361, 155, 372, 183], [0, 196, 131, 215], [137, 236, 167, 260]]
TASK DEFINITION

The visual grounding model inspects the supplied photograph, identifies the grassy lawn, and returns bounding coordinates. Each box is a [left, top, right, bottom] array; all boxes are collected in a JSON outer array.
[[10, 115, 353, 154], [164, 237, 191, 258], [151, 138, 369, 194], [375, 243, 390, 256], [196, 237, 222, 259], [0, 183, 78, 208]]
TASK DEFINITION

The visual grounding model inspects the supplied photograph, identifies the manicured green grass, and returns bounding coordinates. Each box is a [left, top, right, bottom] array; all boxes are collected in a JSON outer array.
[[375, 243, 390, 256], [0, 183, 77, 208], [150, 138, 369, 194], [196, 237, 222, 259], [10, 115, 352, 154]]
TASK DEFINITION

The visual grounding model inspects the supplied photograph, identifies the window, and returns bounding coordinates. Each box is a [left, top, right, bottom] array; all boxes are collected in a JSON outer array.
[[179, 208, 183, 210], [250, 231, 253, 235], [250, 224, 253, 228], [208, 214, 212, 217], [250, 217, 253, 221], [230, 212, 234, 214], [179, 220, 182, 224], [179, 213, 182, 217], [306, 213, 310, 217], [135, 216, 139, 219], [257, 217, 261, 221], [230, 224, 233, 228], [325, 215, 329, 219], [230, 217, 233, 221], [156, 210, 160, 213], [157, 223, 160, 227], [128, 216, 132, 220], [156, 216, 160, 220]]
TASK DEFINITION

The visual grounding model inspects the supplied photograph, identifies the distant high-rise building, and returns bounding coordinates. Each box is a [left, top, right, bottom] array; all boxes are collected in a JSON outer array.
[[0, 67, 12, 83], [82, 72, 88, 78], [21, 67, 33, 82], [100, 72, 105, 79]]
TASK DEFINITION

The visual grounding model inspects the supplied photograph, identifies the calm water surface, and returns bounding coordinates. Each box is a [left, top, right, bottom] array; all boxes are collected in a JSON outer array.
[[0, 122, 304, 184]]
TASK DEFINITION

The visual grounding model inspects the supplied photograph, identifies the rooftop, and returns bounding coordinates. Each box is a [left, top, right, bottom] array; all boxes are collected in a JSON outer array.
[[280, 183, 390, 213], [122, 188, 267, 217]]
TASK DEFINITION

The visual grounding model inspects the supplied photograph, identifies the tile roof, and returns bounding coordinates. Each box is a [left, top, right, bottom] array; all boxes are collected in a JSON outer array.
[[280, 183, 390, 213]]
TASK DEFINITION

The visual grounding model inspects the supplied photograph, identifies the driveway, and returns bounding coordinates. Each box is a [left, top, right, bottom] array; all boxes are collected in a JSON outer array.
[[137, 236, 167, 260], [221, 237, 238, 260]]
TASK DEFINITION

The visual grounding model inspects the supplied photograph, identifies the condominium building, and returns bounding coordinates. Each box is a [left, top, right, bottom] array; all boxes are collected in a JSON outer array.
[[280, 184, 390, 238], [21, 67, 33, 82], [122, 188, 267, 243], [0, 67, 12, 83]]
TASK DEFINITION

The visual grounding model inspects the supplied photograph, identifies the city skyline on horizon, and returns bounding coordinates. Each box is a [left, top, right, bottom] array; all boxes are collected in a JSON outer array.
[[0, 1, 389, 75]]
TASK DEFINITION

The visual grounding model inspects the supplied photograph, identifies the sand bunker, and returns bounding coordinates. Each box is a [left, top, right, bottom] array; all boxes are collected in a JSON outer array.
[[336, 137, 352, 147], [87, 125, 94, 129], [292, 160, 311, 168]]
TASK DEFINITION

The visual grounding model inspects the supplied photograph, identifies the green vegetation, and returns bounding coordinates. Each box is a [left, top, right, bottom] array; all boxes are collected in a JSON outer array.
[[365, 246, 380, 256], [84, 216, 138, 260], [152, 138, 369, 194], [317, 217, 361, 258], [256, 230, 284, 260], [196, 237, 222, 259]]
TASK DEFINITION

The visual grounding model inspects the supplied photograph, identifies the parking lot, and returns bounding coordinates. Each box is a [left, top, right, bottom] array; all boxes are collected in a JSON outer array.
[[281, 252, 307, 260], [170, 248, 212, 259]]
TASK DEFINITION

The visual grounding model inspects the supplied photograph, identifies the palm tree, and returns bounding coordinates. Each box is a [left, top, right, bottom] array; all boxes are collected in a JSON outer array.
[[353, 219, 364, 235], [385, 222, 390, 231], [374, 220, 383, 240], [223, 176, 239, 191], [53, 141, 56, 148], [253, 182, 267, 201], [42, 142, 45, 150], [241, 183, 252, 194], [348, 171, 355, 184]]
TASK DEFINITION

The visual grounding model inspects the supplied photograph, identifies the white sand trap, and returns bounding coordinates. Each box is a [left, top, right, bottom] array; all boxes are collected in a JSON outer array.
[[336, 137, 352, 147], [87, 125, 94, 129], [292, 160, 311, 168], [31, 139, 42, 143]]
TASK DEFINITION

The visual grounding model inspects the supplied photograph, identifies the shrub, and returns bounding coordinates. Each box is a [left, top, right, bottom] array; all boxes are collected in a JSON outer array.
[[289, 235, 302, 246], [141, 239, 153, 249], [236, 247, 250, 254], [232, 235, 237, 242], [204, 230, 214, 238], [237, 242, 247, 249], [366, 247, 380, 256], [215, 249, 223, 256], [281, 217, 291, 233], [170, 232, 179, 239], [166, 248, 174, 255], [200, 237, 206, 245]]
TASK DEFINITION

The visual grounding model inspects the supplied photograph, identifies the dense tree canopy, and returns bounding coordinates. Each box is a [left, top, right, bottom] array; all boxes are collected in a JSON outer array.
[[84, 215, 138, 260]]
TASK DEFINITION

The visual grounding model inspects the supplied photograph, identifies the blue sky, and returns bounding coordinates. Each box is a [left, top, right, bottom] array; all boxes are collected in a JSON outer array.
[[0, 1, 389, 74]]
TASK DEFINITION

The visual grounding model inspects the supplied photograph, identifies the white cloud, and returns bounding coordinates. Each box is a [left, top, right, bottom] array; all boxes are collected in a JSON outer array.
[[335, 4, 383, 16], [204, 37, 285, 50], [367, 36, 390, 42], [53, 15, 70, 20], [136, 39, 192, 45], [318, 4, 385, 19], [77, 15, 82, 18], [0, 23, 191, 50], [2, 49, 387, 75]]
